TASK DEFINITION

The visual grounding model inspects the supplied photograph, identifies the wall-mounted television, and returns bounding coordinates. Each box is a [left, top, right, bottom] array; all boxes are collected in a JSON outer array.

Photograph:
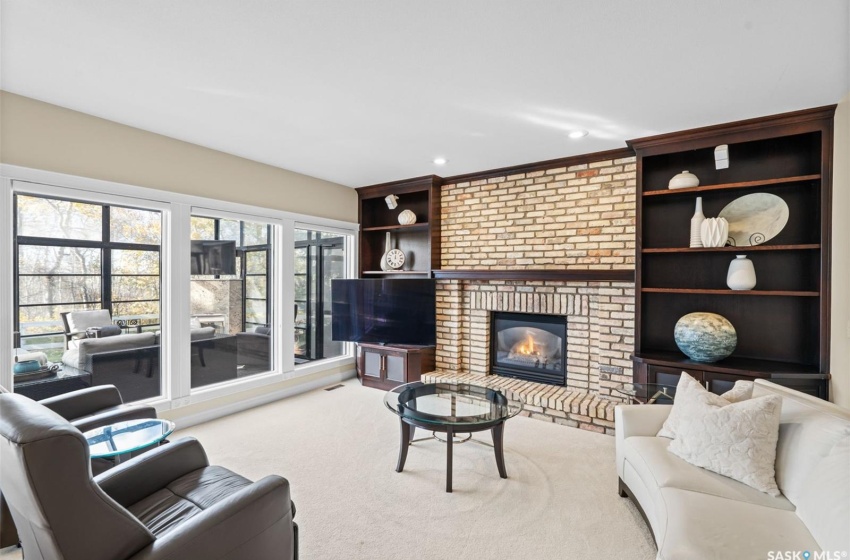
[[190, 240, 237, 275], [331, 279, 436, 346]]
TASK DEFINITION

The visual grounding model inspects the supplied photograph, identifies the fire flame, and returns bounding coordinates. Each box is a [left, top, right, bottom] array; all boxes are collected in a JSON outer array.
[[514, 333, 537, 356]]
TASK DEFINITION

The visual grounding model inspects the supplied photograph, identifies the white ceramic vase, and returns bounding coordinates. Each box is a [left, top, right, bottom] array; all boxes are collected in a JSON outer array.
[[380, 232, 392, 271], [700, 217, 729, 248], [690, 197, 705, 248], [669, 170, 700, 189], [398, 209, 417, 225], [727, 255, 757, 290]]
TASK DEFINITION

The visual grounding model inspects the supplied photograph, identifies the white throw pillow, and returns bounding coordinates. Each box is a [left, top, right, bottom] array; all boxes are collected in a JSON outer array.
[[668, 392, 783, 496], [657, 373, 753, 439], [723, 379, 754, 403]]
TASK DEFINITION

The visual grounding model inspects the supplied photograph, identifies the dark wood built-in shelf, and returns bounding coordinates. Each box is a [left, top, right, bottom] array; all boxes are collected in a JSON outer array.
[[431, 269, 634, 282], [356, 176, 441, 278], [641, 288, 819, 297], [642, 174, 821, 197], [632, 350, 823, 376], [628, 105, 835, 400], [642, 244, 820, 254], [362, 270, 431, 276], [361, 223, 429, 232]]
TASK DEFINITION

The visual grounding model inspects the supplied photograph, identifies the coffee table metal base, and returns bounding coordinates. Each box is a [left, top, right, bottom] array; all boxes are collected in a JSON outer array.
[[395, 417, 507, 493]]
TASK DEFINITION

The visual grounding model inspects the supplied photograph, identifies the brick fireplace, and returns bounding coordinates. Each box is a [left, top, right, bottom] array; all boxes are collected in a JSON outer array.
[[424, 153, 638, 434], [491, 311, 566, 385]]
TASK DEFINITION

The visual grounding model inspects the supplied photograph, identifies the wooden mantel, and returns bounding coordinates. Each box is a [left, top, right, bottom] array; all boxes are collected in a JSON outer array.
[[431, 269, 635, 282]]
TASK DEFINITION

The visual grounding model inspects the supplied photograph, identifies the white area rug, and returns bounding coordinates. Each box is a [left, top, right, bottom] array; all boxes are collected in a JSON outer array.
[[1, 379, 656, 560]]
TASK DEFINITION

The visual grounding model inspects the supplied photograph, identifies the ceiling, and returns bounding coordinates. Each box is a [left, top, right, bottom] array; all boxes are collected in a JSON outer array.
[[2, 1, 848, 187]]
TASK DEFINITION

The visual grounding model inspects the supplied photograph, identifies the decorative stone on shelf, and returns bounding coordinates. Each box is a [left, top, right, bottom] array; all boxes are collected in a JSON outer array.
[[700, 217, 729, 248], [674, 312, 737, 363], [668, 170, 700, 189], [398, 209, 417, 225]]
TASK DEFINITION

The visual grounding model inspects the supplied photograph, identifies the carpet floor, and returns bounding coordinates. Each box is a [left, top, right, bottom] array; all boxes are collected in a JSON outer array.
[[2, 378, 657, 560]]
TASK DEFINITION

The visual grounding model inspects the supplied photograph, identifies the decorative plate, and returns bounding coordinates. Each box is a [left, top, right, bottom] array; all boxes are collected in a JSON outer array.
[[718, 193, 789, 246], [13, 363, 60, 382]]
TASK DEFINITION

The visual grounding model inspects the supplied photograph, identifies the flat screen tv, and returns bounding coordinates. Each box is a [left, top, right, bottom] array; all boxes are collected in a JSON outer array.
[[190, 240, 237, 275], [331, 279, 436, 345]]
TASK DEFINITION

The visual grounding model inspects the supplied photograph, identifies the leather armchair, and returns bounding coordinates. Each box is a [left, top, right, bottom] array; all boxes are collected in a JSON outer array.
[[38, 384, 157, 432], [0, 385, 157, 548], [0, 393, 297, 560]]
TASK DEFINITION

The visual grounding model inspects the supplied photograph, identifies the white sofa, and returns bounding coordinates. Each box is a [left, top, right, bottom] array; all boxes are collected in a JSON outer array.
[[615, 379, 850, 559]]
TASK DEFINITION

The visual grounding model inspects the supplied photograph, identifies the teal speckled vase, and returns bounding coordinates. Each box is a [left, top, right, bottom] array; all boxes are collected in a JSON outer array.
[[674, 312, 737, 363]]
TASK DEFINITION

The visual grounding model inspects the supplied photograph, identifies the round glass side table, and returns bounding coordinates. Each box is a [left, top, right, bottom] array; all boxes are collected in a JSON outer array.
[[613, 382, 677, 404], [84, 418, 175, 463]]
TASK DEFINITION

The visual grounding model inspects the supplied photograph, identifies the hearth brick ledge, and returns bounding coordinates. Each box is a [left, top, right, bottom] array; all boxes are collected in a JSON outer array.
[[422, 370, 617, 435]]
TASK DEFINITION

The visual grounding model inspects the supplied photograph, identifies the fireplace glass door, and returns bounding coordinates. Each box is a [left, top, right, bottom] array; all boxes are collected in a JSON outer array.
[[491, 312, 566, 386]]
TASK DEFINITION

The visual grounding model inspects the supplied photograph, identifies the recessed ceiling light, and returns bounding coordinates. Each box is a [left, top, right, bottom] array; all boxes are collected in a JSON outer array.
[[433, 157, 448, 165], [568, 130, 589, 139]]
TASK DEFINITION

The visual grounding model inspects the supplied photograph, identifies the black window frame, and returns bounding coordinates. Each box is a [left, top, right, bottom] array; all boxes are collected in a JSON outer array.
[[294, 230, 345, 361], [13, 194, 162, 353], [190, 215, 272, 334]]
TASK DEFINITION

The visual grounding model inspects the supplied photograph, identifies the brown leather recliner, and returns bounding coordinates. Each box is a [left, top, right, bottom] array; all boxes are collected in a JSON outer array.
[[0, 393, 297, 560]]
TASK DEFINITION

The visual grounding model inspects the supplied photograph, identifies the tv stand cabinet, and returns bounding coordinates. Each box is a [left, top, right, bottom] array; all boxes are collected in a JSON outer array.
[[356, 343, 435, 390]]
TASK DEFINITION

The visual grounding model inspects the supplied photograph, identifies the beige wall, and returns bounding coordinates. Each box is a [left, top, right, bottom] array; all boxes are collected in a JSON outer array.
[[832, 92, 850, 408], [0, 91, 357, 222]]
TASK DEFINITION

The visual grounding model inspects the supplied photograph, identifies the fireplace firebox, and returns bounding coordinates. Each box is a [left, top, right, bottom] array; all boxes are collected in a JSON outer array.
[[490, 312, 567, 386]]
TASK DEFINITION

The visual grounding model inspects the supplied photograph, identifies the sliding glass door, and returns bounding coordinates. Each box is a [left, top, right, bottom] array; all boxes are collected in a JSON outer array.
[[294, 228, 345, 362]]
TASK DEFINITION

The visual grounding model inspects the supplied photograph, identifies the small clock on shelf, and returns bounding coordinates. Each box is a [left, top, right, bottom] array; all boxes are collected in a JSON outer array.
[[386, 248, 405, 270]]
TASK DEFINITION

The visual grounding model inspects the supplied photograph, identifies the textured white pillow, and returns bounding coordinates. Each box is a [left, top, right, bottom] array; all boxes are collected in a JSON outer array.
[[668, 393, 783, 496], [657, 373, 753, 439], [722, 379, 755, 403]]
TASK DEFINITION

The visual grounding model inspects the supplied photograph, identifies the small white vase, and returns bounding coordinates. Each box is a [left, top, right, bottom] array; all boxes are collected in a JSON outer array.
[[727, 255, 756, 290], [690, 197, 705, 248], [380, 232, 392, 271], [700, 217, 729, 248], [398, 209, 417, 225], [669, 170, 700, 189]]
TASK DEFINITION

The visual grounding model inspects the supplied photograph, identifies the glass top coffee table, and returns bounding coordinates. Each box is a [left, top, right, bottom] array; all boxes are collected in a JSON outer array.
[[84, 418, 175, 462], [384, 382, 522, 493]]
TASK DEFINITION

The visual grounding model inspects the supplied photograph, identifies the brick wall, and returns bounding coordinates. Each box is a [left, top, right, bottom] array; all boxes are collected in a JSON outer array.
[[441, 157, 636, 270], [433, 155, 638, 431]]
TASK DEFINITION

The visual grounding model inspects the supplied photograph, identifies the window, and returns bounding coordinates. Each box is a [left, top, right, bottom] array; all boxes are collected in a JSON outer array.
[[294, 228, 346, 362], [13, 194, 162, 401], [4, 173, 358, 411], [190, 215, 274, 389]]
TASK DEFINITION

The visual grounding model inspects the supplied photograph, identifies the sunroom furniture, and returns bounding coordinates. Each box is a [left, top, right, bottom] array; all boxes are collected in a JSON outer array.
[[615, 379, 849, 559], [0, 392, 298, 560], [60, 310, 124, 349], [236, 326, 271, 370]]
